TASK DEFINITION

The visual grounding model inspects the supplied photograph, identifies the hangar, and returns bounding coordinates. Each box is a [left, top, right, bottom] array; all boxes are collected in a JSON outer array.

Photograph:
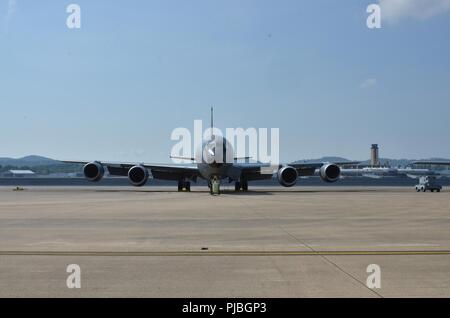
[[2, 170, 36, 178]]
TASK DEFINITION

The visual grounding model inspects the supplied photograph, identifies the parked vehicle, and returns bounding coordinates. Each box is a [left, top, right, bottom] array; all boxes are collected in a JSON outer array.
[[415, 176, 442, 192]]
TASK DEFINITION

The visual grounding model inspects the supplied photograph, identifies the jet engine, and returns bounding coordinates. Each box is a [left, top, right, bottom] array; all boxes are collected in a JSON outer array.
[[319, 164, 341, 183], [277, 166, 298, 187], [83, 162, 105, 182], [128, 165, 149, 187]]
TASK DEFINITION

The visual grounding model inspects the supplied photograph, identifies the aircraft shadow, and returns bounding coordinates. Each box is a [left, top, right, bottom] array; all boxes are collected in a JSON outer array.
[[89, 188, 386, 195]]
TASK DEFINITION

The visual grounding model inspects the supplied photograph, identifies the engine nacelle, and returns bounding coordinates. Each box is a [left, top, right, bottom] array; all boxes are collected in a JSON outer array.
[[277, 166, 298, 187], [128, 165, 149, 187], [83, 162, 105, 182], [320, 164, 341, 183]]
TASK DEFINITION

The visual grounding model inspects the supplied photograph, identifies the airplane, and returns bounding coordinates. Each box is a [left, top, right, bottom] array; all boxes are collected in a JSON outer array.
[[63, 109, 358, 194]]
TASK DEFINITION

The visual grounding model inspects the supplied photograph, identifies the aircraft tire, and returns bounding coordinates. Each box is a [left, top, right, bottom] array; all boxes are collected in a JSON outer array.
[[178, 180, 190, 192]]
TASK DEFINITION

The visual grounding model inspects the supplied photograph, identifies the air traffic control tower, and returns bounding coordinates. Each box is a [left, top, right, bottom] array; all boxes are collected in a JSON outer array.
[[371, 144, 380, 167]]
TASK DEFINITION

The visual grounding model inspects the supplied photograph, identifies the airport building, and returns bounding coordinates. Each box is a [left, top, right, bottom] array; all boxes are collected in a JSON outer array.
[[2, 170, 36, 178]]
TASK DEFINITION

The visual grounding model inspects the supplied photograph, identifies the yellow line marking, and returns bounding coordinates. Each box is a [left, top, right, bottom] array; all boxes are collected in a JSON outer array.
[[1, 250, 450, 256]]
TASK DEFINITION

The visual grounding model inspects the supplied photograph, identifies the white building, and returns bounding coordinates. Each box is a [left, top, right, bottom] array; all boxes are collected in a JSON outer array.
[[2, 170, 36, 178]]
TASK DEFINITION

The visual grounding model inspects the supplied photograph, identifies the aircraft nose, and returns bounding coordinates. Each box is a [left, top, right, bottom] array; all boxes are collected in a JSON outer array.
[[204, 143, 217, 164]]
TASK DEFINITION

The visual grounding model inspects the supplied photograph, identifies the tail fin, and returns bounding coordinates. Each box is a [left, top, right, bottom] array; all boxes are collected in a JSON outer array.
[[210, 107, 214, 139]]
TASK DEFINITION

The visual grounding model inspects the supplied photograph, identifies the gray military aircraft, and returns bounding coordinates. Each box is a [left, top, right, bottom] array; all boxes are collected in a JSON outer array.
[[64, 109, 357, 194]]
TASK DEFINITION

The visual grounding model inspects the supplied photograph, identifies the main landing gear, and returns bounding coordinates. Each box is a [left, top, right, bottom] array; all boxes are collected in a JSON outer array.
[[235, 180, 248, 192], [178, 180, 191, 192]]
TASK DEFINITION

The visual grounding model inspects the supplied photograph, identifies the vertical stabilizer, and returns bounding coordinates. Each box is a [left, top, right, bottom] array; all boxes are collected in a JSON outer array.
[[210, 107, 214, 139]]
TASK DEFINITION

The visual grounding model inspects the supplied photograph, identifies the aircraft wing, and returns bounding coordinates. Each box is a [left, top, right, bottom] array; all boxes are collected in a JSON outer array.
[[362, 174, 382, 179], [289, 161, 360, 176], [62, 160, 200, 181], [406, 174, 421, 179], [232, 162, 319, 180], [234, 161, 360, 180], [232, 163, 276, 181]]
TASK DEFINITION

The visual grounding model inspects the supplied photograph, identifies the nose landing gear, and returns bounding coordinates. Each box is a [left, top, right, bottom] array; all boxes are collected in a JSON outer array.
[[210, 176, 221, 195]]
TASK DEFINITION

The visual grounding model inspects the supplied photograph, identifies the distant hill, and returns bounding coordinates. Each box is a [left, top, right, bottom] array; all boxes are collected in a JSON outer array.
[[0, 155, 60, 167], [359, 158, 411, 168], [0, 155, 83, 175], [293, 157, 351, 164]]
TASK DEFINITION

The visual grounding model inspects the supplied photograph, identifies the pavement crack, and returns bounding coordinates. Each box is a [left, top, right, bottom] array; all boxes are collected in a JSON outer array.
[[237, 197, 383, 297], [279, 227, 384, 298]]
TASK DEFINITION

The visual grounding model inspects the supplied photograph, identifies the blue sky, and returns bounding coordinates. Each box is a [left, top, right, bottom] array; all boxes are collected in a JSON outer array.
[[1, 0, 449, 162]]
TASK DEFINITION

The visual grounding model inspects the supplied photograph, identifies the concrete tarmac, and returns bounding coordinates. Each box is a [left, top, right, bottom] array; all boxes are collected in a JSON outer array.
[[0, 186, 449, 297]]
